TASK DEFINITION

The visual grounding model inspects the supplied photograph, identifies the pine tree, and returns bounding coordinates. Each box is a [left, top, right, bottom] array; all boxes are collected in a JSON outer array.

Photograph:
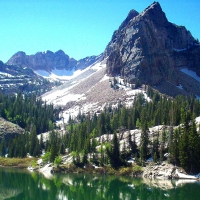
[[140, 113, 149, 165], [160, 127, 167, 162], [169, 128, 180, 165], [29, 125, 39, 156], [128, 131, 137, 156], [106, 132, 122, 168], [188, 118, 200, 172], [179, 112, 190, 170], [152, 138, 159, 163], [0, 137, 6, 157], [60, 142, 65, 155]]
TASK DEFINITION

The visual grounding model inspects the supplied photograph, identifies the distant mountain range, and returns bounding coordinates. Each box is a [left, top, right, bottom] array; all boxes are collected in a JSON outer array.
[[7, 50, 102, 80], [1, 1, 200, 99], [1, 50, 102, 94]]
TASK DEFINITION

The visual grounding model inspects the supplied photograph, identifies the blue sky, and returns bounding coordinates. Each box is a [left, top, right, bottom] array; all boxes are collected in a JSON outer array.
[[0, 0, 199, 62]]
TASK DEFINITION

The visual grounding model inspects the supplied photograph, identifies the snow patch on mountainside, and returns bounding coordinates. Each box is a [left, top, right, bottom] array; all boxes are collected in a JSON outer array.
[[0, 71, 14, 77], [41, 60, 106, 105], [35, 68, 79, 81], [35, 70, 51, 77], [180, 68, 200, 83]]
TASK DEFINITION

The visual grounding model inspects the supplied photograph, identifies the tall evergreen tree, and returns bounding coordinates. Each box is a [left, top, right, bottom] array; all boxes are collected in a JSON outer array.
[[29, 125, 39, 156], [106, 132, 122, 168], [169, 128, 180, 165], [188, 118, 200, 172], [179, 112, 190, 170], [0, 137, 6, 157], [140, 112, 149, 164], [128, 131, 137, 156]]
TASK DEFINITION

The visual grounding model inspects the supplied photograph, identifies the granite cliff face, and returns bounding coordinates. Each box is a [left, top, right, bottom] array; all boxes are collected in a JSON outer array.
[[7, 50, 102, 72], [104, 2, 200, 92]]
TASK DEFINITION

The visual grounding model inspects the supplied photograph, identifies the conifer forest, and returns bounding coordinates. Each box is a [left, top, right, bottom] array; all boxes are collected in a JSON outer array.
[[0, 87, 200, 173]]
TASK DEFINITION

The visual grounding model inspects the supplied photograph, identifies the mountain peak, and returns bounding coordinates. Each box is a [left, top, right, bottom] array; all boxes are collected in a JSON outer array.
[[104, 1, 200, 97], [7, 51, 27, 66], [119, 9, 139, 30], [141, 1, 168, 25], [55, 50, 66, 55], [13, 51, 26, 57]]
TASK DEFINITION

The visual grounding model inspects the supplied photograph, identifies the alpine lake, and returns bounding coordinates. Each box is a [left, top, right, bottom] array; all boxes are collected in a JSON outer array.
[[0, 167, 200, 200]]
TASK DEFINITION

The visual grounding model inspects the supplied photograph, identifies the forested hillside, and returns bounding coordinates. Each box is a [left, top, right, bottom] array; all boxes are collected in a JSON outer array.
[[0, 88, 200, 173], [63, 88, 200, 172], [0, 92, 57, 134]]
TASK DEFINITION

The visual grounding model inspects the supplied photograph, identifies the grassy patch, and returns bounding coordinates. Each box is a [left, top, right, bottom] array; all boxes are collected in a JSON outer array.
[[132, 165, 143, 175], [118, 167, 133, 176], [0, 157, 34, 168]]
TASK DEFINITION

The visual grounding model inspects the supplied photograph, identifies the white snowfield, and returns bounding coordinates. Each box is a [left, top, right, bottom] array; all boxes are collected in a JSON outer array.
[[35, 67, 79, 81]]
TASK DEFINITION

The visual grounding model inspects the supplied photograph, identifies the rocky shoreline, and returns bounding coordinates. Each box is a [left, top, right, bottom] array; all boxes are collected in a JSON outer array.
[[143, 162, 200, 180], [0, 157, 199, 181], [35, 160, 200, 181]]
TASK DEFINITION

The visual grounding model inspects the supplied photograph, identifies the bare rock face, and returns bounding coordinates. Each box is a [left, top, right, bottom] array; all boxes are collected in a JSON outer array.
[[104, 2, 200, 88]]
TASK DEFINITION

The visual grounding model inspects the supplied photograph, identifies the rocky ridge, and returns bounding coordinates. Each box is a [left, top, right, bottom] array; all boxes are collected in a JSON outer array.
[[104, 1, 200, 96], [7, 50, 102, 73]]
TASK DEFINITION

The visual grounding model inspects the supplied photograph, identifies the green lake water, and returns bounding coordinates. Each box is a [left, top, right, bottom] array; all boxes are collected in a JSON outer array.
[[0, 167, 200, 200]]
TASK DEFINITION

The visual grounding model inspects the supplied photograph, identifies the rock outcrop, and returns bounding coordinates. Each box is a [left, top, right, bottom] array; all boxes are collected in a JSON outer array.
[[143, 162, 199, 180], [0, 117, 24, 142], [104, 2, 200, 95]]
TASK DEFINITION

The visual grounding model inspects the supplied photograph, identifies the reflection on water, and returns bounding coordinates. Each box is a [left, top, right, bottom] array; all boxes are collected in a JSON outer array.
[[0, 167, 200, 200]]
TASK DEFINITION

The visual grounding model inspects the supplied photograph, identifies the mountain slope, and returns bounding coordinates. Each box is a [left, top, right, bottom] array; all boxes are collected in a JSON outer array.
[[104, 2, 200, 97], [41, 58, 150, 122]]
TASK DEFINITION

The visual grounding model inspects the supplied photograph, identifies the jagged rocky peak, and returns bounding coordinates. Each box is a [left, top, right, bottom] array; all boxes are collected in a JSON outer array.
[[118, 9, 139, 31], [55, 49, 66, 56], [140, 1, 168, 25], [7, 50, 76, 71], [7, 51, 28, 66], [104, 1, 200, 96]]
